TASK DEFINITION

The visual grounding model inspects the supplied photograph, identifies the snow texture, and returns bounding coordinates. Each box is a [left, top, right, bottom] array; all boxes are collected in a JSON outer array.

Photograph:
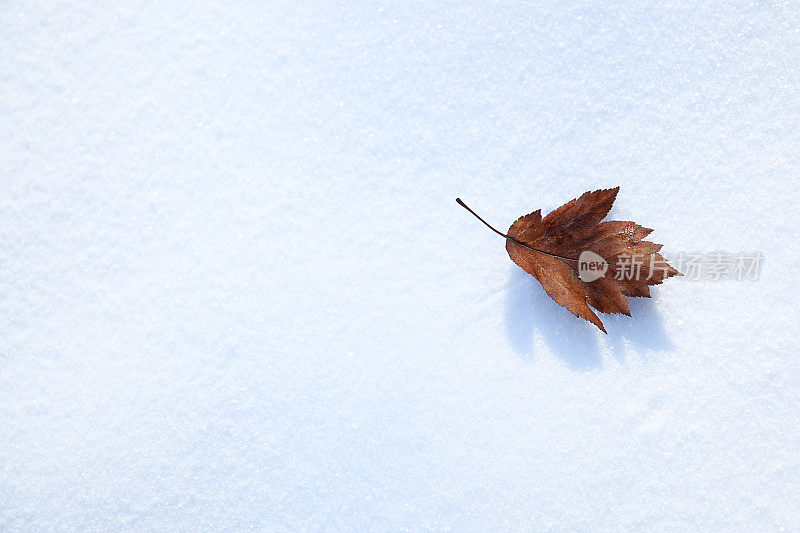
[[2, 1, 800, 530]]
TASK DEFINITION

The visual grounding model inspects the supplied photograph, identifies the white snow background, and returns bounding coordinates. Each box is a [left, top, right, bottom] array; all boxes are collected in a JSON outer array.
[[2, 1, 800, 530]]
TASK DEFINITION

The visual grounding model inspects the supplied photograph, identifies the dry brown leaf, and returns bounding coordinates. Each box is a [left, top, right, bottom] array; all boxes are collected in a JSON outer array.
[[457, 187, 680, 333]]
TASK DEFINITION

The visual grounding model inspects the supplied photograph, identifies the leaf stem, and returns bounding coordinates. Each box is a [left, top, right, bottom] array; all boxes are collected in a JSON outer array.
[[455, 198, 510, 240], [455, 198, 578, 262]]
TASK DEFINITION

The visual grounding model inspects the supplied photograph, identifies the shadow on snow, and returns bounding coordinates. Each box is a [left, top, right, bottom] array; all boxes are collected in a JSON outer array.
[[504, 267, 674, 371]]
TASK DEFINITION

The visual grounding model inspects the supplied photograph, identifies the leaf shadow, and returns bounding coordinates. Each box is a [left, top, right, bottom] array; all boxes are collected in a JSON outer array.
[[504, 268, 674, 371]]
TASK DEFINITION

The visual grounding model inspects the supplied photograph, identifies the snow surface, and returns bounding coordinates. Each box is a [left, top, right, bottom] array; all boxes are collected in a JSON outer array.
[[2, 1, 800, 530]]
